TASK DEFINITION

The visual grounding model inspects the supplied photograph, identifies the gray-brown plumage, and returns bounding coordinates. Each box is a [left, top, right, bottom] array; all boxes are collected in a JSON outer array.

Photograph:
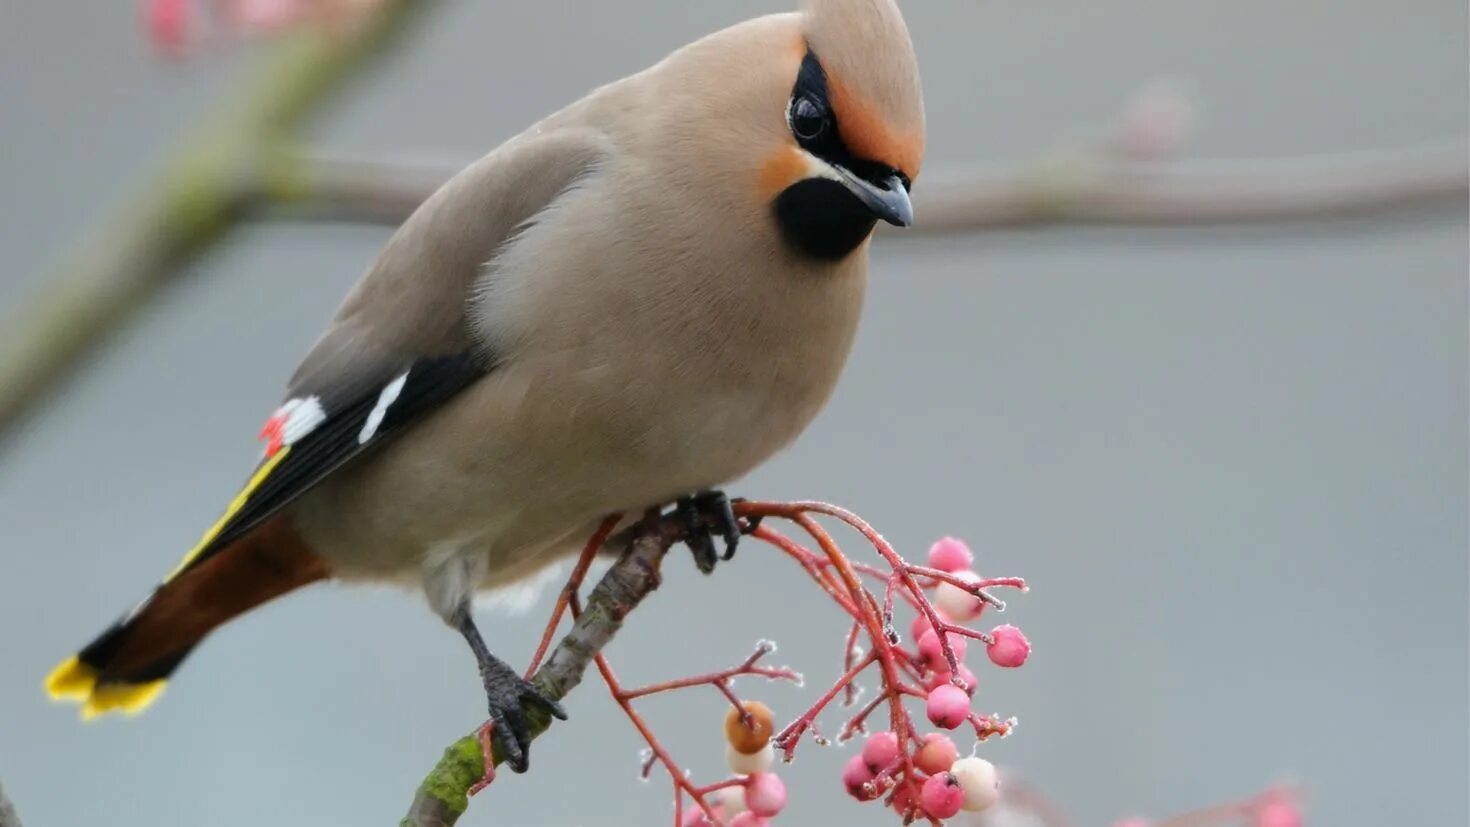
[[48, 0, 925, 772]]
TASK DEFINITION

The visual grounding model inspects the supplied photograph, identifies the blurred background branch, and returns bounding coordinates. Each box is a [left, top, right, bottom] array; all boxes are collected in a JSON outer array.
[[0, 0, 1463, 446], [268, 142, 1467, 230]]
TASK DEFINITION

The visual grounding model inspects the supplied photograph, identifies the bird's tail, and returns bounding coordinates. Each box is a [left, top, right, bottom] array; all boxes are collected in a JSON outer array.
[[45, 515, 328, 718]]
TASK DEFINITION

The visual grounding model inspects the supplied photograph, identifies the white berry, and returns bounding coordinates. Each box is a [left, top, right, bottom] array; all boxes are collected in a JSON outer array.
[[726, 741, 775, 775], [935, 570, 985, 621], [951, 756, 999, 812]]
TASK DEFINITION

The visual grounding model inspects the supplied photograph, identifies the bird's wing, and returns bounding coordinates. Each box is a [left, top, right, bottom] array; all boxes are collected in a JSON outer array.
[[161, 130, 611, 583]]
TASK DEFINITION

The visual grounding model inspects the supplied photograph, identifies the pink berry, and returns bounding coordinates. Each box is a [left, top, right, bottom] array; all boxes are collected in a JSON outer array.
[[729, 813, 769, 827], [918, 629, 968, 672], [744, 773, 787, 818], [925, 684, 970, 729], [890, 781, 915, 816], [910, 613, 936, 645], [861, 731, 901, 773], [986, 624, 1031, 668], [935, 570, 986, 621], [843, 754, 878, 800], [928, 537, 974, 572], [920, 772, 966, 819], [914, 733, 959, 776]]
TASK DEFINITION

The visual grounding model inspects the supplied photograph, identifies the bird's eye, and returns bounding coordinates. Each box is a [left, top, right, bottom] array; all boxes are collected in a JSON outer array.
[[790, 97, 827, 141]]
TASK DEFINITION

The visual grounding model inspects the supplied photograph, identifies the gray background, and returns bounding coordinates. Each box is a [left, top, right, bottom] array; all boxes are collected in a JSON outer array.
[[1, 2, 1466, 825]]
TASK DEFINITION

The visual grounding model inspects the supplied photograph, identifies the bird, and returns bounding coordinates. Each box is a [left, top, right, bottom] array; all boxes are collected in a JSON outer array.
[[46, 0, 924, 773]]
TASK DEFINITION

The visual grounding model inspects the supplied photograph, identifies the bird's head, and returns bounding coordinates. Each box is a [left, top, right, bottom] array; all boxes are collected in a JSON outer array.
[[760, 0, 925, 260]]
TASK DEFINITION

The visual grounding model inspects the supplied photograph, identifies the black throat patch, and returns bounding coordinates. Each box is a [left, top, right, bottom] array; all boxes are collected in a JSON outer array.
[[773, 50, 892, 262]]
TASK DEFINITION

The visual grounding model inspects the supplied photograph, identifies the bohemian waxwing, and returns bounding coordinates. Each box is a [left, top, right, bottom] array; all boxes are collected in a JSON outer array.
[[48, 0, 925, 772]]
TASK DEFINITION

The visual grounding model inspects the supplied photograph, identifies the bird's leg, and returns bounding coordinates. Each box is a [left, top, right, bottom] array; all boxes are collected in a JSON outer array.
[[675, 489, 754, 574], [452, 603, 567, 774]]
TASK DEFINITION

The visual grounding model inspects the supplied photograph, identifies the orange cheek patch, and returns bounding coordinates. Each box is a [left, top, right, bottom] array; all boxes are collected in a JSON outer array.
[[757, 145, 810, 200], [826, 75, 924, 181]]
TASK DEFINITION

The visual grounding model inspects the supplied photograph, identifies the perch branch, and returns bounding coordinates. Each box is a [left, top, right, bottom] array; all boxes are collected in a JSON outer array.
[[400, 517, 679, 827]]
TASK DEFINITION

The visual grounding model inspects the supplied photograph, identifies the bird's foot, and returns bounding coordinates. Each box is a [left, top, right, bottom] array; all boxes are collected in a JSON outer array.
[[477, 656, 567, 773], [675, 490, 760, 574], [454, 606, 567, 774]]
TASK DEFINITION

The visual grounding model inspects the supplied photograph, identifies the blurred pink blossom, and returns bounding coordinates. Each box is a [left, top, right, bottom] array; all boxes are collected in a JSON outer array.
[[1252, 791, 1304, 827], [1111, 79, 1198, 161], [143, 0, 386, 55]]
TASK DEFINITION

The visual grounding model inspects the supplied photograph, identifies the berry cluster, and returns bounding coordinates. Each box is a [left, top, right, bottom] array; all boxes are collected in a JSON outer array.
[[512, 502, 1029, 826], [825, 537, 1029, 822]]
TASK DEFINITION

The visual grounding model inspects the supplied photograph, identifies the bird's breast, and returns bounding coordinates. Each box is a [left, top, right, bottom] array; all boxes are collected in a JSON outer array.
[[475, 153, 870, 504]]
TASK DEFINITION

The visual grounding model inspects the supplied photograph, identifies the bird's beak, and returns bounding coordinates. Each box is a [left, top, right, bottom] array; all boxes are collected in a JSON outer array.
[[836, 169, 913, 227]]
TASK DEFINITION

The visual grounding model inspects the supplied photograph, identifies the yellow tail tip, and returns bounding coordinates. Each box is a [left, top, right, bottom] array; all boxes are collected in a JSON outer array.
[[45, 656, 98, 700], [45, 655, 167, 718]]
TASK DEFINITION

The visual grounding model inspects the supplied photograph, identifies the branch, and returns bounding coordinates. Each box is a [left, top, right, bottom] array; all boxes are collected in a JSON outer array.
[[906, 142, 1469, 232], [400, 519, 677, 827], [0, 780, 22, 827], [3, 43, 1463, 452], [264, 141, 1467, 230]]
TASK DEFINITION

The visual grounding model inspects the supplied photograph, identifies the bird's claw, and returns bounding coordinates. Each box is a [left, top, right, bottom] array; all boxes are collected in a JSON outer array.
[[480, 662, 567, 774], [676, 490, 748, 574]]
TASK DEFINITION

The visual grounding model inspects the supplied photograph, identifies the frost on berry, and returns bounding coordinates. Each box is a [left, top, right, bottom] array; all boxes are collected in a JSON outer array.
[[927, 537, 975, 572], [926, 683, 971, 729], [986, 624, 1031, 668], [861, 731, 901, 773], [914, 733, 959, 776], [921, 772, 967, 819], [843, 754, 879, 801]]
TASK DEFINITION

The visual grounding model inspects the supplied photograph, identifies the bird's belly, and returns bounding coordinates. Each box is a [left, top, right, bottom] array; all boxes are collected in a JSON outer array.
[[293, 255, 865, 585]]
